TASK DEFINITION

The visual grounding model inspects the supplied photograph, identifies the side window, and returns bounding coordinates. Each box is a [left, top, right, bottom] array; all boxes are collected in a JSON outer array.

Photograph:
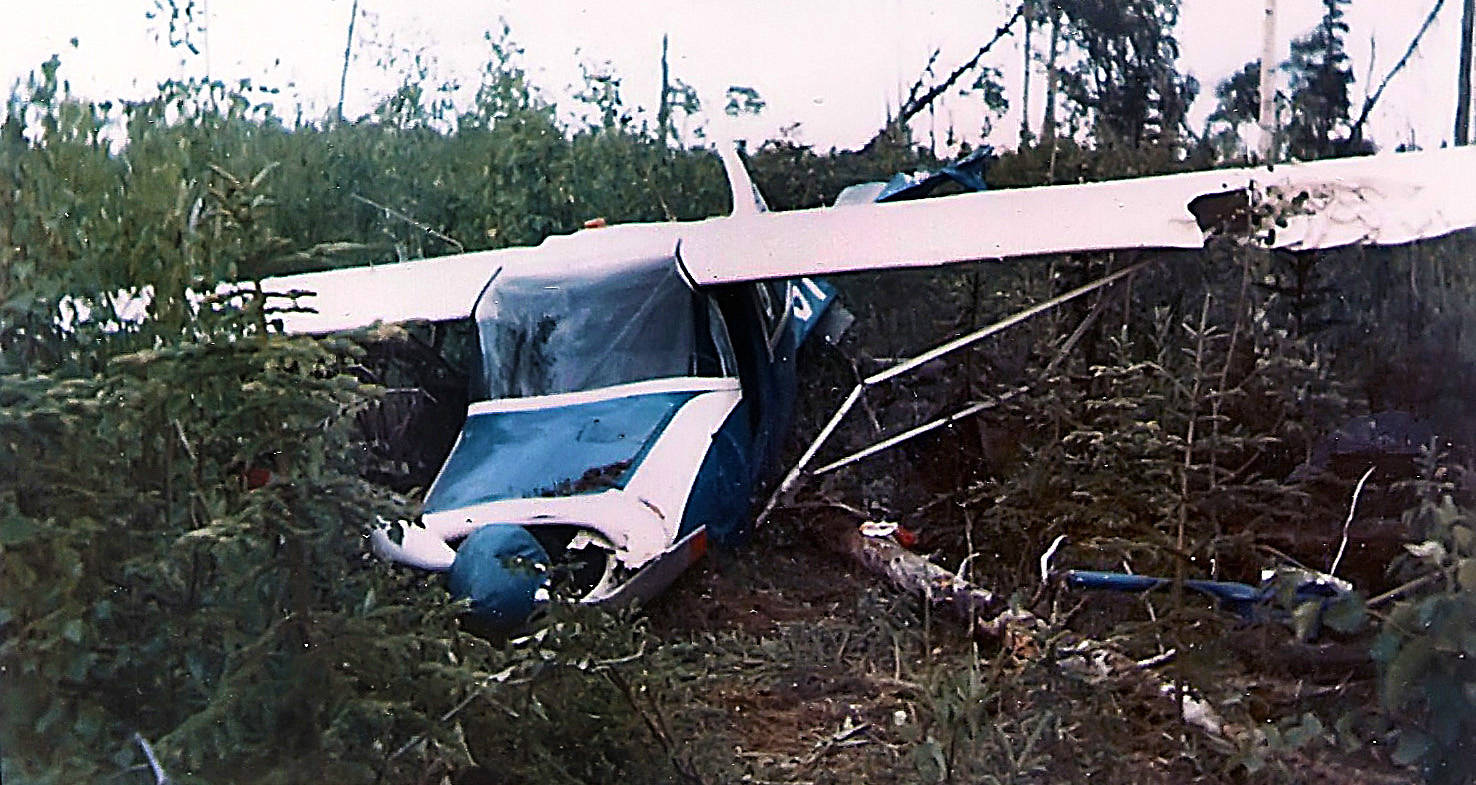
[[753, 281, 791, 356], [706, 297, 738, 376], [691, 293, 738, 377]]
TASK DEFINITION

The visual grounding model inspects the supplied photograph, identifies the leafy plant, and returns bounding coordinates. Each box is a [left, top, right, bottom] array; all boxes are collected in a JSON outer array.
[[1369, 456, 1476, 785]]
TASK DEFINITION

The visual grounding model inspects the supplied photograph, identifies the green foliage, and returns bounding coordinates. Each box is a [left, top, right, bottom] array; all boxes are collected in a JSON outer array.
[[942, 247, 1349, 587], [457, 606, 692, 784], [723, 86, 766, 118], [1054, 0, 1197, 153], [1368, 457, 1476, 785], [1, 73, 474, 783], [7, 11, 1476, 783], [0, 41, 737, 780], [1207, 0, 1373, 161], [1282, 0, 1370, 160]]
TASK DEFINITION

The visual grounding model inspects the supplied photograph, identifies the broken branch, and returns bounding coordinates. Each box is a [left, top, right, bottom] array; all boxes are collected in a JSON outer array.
[[891, 3, 1028, 131], [1350, 0, 1446, 142], [1328, 464, 1376, 577], [824, 520, 998, 623]]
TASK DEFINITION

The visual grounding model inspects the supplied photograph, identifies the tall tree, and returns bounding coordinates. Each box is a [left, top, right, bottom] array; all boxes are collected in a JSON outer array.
[[1041, 0, 1062, 175], [657, 34, 671, 145], [1020, 0, 1035, 143], [1458, 0, 1474, 144], [1203, 60, 1264, 160], [336, 0, 360, 122], [1282, 0, 1366, 158], [1055, 0, 1197, 152]]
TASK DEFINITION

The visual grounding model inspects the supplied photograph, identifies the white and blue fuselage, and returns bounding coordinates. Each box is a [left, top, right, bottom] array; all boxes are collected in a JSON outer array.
[[371, 222, 838, 628]]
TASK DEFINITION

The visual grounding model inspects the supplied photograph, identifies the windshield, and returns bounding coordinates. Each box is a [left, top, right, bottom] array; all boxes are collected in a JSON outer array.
[[472, 258, 732, 399]]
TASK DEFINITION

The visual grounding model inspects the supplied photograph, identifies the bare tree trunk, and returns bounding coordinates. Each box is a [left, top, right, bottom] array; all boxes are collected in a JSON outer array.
[[336, 0, 360, 123], [1457, 0, 1474, 144], [658, 34, 672, 147], [1259, 0, 1278, 161], [1042, 3, 1060, 140], [1021, 1, 1034, 144], [1043, 3, 1061, 179]]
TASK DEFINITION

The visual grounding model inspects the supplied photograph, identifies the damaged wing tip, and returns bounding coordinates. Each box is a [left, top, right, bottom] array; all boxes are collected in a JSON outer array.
[[1187, 189, 1252, 236]]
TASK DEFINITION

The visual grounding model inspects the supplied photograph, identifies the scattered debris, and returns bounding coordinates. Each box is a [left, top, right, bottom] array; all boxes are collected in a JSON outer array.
[[813, 512, 1249, 748], [539, 459, 635, 497]]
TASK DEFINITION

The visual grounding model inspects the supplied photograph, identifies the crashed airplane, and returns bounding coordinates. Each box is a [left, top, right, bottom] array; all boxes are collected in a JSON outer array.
[[225, 145, 1476, 631]]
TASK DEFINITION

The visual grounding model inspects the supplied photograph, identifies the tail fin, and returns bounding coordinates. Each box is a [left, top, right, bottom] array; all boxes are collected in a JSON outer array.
[[718, 142, 768, 216]]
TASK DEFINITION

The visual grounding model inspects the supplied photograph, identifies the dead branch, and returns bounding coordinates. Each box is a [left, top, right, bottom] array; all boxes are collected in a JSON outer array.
[[1350, 0, 1446, 142], [133, 733, 171, 785], [821, 519, 998, 624], [387, 668, 531, 761], [1329, 464, 1376, 577], [336, 0, 360, 122], [1367, 569, 1444, 608], [350, 193, 465, 252], [887, 3, 1027, 134], [600, 667, 710, 785], [897, 48, 943, 118]]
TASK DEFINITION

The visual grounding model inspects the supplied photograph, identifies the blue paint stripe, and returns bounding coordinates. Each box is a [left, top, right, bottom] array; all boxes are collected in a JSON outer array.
[[677, 400, 755, 544]]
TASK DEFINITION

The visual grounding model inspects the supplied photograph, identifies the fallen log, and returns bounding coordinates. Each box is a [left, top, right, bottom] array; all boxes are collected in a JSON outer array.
[[809, 511, 1239, 744], [829, 520, 1000, 625]]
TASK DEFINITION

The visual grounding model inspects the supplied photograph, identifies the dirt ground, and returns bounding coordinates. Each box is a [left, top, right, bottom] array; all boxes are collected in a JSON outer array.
[[633, 510, 1420, 785]]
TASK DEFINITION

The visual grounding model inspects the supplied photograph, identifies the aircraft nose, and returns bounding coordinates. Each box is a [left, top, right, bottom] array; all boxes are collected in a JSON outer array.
[[448, 525, 551, 631]]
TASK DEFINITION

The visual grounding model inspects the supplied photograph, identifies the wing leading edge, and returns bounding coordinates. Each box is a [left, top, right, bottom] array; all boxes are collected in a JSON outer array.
[[677, 147, 1476, 285], [258, 248, 513, 334], [254, 146, 1476, 334]]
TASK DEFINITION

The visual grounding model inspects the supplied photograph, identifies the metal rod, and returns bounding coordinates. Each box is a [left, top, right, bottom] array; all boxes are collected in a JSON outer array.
[[812, 390, 1022, 477], [754, 384, 864, 526], [757, 258, 1154, 525], [350, 193, 464, 252], [810, 276, 1114, 478], [864, 258, 1151, 386]]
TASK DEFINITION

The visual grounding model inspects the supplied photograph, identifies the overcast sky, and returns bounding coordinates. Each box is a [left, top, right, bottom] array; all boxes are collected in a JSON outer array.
[[0, 1, 1461, 152]]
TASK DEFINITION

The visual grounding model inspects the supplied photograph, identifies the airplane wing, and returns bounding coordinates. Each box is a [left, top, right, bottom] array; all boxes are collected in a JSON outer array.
[[677, 147, 1476, 285], [251, 142, 781, 335], [251, 248, 519, 334], [241, 146, 1476, 334]]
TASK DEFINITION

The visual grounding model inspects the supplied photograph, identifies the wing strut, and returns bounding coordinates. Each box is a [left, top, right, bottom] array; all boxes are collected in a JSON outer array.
[[808, 284, 1113, 477], [754, 255, 1155, 528]]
